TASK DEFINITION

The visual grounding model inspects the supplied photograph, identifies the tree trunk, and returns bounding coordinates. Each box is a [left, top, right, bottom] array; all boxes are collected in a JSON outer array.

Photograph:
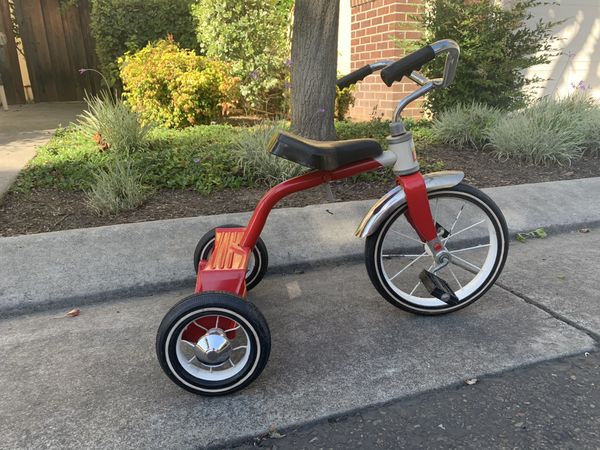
[[290, 0, 339, 140]]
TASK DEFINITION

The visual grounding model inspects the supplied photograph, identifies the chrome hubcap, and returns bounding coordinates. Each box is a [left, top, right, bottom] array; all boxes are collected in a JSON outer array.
[[194, 328, 232, 365]]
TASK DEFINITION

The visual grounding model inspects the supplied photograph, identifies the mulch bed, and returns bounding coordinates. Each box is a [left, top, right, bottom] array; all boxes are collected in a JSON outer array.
[[1, 146, 599, 237]]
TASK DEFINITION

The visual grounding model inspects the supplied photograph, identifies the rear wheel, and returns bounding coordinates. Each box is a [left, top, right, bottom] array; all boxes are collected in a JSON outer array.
[[156, 292, 271, 396], [194, 224, 268, 290], [365, 183, 508, 315]]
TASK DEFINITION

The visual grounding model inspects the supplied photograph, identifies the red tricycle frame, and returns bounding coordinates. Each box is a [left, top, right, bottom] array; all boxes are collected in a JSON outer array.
[[194, 157, 438, 298]]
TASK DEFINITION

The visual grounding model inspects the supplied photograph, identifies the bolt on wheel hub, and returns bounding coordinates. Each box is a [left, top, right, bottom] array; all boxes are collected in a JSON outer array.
[[194, 328, 232, 365]]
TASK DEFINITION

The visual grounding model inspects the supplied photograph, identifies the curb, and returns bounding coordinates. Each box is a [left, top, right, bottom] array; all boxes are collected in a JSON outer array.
[[1, 177, 599, 318]]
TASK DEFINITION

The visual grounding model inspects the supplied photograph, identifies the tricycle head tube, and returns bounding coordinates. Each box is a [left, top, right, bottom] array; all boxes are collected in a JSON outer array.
[[388, 132, 419, 176], [388, 118, 419, 176]]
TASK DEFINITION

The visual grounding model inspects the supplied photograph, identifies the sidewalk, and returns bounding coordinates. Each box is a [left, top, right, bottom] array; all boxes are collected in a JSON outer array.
[[0, 102, 84, 198], [0, 231, 597, 449], [1, 176, 599, 317]]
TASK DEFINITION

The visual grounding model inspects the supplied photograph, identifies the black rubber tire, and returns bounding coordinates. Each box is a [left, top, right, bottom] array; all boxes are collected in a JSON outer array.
[[193, 224, 268, 290], [365, 183, 509, 316], [156, 291, 271, 396]]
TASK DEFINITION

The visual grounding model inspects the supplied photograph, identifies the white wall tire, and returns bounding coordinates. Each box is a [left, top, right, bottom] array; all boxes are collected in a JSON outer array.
[[156, 292, 271, 395], [365, 183, 509, 315]]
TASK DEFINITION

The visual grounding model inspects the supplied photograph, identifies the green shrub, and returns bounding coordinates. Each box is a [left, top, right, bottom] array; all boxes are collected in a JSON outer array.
[[120, 39, 239, 128], [485, 93, 600, 165], [234, 121, 306, 185], [141, 125, 245, 192], [336, 86, 355, 121], [335, 119, 390, 144], [420, 0, 560, 114], [335, 118, 433, 147], [431, 102, 501, 150], [90, 0, 197, 85], [86, 156, 149, 215], [192, 0, 293, 114], [76, 91, 150, 152]]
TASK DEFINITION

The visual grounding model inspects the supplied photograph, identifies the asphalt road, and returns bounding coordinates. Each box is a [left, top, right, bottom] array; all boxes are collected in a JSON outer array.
[[0, 230, 598, 449], [237, 351, 600, 449]]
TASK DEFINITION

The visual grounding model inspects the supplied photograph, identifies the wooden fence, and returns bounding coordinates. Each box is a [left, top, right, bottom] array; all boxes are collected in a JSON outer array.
[[0, 0, 25, 104], [1, 0, 100, 103]]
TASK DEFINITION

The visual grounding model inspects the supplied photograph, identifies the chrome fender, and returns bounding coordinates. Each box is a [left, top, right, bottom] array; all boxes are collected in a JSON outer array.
[[355, 171, 465, 238]]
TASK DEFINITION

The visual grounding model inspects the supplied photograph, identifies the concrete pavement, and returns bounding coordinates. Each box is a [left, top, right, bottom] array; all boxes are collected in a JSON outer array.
[[0, 102, 84, 198], [0, 230, 598, 449], [1, 177, 600, 317]]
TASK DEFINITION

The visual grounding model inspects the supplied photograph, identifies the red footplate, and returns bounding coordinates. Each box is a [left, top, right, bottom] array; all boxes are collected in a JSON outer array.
[[195, 228, 251, 297]]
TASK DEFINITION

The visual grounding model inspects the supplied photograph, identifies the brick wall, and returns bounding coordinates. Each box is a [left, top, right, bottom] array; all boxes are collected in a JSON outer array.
[[349, 0, 424, 121]]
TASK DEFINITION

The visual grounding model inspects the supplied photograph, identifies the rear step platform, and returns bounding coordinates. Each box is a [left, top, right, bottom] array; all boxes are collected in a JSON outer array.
[[195, 227, 251, 297], [419, 270, 460, 305]]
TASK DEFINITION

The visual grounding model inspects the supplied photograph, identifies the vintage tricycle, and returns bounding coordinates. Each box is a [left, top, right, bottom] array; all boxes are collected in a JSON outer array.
[[156, 40, 509, 395]]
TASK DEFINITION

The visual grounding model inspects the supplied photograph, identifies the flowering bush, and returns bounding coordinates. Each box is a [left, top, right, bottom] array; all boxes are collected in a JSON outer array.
[[90, 0, 198, 86], [119, 39, 239, 128]]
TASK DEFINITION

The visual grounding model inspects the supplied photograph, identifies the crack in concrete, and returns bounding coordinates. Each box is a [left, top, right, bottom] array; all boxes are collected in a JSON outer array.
[[495, 280, 600, 344]]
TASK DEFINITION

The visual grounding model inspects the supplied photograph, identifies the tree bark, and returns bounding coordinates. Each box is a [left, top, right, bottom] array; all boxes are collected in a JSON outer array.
[[290, 0, 339, 140]]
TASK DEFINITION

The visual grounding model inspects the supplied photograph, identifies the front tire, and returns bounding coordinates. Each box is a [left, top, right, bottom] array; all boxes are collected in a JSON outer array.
[[365, 183, 508, 315], [156, 292, 271, 396]]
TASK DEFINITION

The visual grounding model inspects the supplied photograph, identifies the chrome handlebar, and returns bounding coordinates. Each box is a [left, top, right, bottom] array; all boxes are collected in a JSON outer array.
[[365, 39, 461, 121]]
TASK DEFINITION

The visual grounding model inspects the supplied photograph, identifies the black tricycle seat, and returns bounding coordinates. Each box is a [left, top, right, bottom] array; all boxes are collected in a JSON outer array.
[[268, 131, 383, 171]]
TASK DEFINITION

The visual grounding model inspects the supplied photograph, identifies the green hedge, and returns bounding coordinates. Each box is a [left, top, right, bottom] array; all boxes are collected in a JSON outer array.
[[420, 0, 559, 114], [90, 0, 198, 85], [192, 0, 293, 114]]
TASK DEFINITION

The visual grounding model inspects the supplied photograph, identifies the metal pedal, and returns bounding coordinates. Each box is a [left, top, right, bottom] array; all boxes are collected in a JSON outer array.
[[419, 270, 459, 305]]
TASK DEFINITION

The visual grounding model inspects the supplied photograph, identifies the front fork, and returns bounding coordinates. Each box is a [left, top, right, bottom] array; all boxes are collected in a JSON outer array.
[[395, 174, 451, 274]]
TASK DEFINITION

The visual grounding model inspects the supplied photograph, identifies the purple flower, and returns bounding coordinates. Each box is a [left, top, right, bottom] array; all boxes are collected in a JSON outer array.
[[193, 158, 201, 164], [317, 107, 325, 114], [284, 58, 292, 67], [571, 80, 589, 91], [249, 70, 260, 80]]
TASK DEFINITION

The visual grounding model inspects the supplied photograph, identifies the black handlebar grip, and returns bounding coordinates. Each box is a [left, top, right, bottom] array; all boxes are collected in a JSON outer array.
[[336, 65, 374, 89], [380, 45, 435, 87]]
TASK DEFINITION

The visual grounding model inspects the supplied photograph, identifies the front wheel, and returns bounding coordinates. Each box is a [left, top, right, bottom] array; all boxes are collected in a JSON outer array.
[[365, 183, 508, 315], [156, 292, 271, 395]]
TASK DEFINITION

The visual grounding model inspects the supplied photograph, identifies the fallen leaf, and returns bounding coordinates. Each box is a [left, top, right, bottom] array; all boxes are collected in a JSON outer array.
[[579, 228, 591, 233], [66, 308, 80, 317], [267, 426, 285, 439], [438, 424, 446, 430], [465, 378, 478, 385]]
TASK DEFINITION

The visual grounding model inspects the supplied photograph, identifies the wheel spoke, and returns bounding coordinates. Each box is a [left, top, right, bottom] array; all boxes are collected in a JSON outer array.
[[224, 325, 240, 333], [382, 253, 424, 258], [444, 219, 486, 244], [181, 340, 196, 349], [449, 202, 466, 233], [389, 252, 428, 281], [229, 358, 235, 368], [449, 243, 490, 254], [192, 321, 208, 331], [187, 356, 196, 364], [215, 315, 219, 329], [409, 280, 421, 295], [433, 198, 439, 224], [389, 228, 423, 244], [448, 266, 463, 289], [452, 255, 482, 272], [233, 345, 247, 352]]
